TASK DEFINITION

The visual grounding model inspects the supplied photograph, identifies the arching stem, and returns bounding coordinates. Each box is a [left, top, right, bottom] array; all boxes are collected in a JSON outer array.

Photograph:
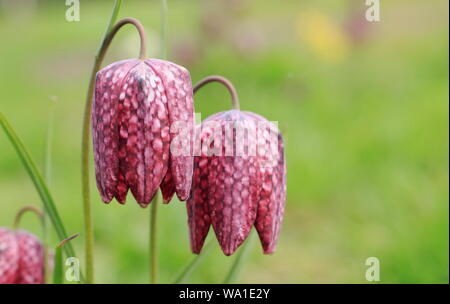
[[81, 15, 148, 283], [14, 205, 44, 230], [98, 18, 147, 62], [14, 206, 48, 283], [193, 75, 240, 110]]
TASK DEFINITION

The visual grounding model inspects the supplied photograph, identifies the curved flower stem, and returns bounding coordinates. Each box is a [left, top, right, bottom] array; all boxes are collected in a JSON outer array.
[[223, 230, 256, 284], [14, 205, 44, 230], [172, 76, 241, 284], [98, 17, 148, 62], [193, 75, 240, 110], [81, 11, 148, 283], [97, 0, 123, 56], [15, 204, 49, 282]]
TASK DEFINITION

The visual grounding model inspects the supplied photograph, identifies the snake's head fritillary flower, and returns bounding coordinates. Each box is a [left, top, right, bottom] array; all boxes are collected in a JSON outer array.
[[92, 59, 194, 207], [187, 110, 286, 256], [0, 228, 45, 284], [14, 231, 45, 284], [0, 228, 18, 284]]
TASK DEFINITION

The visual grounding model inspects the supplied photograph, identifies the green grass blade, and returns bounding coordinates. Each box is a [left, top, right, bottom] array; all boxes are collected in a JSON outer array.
[[174, 240, 215, 284], [96, 0, 122, 57], [223, 230, 256, 284], [43, 96, 57, 283], [53, 246, 64, 284], [44, 96, 57, 185], [0, 112, 84, 283]]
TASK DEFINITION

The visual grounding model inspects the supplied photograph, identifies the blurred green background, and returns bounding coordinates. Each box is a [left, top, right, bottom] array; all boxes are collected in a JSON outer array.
[[0, 0, 448, 283]]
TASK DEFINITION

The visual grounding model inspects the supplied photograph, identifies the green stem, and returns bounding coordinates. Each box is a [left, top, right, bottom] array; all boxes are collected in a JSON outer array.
[[81, 4, 147, 282], [97, 0, 123, 56], [43, 95, 56, 283], [223, 230, 256, 284], [175, 77, 241, 283], [193, 75, 240, 110], [148, 0, 168, 285], [44, 96, 56, 184], [174, 239, 214, 284], [149, 193, 159, 284], [14, 206, 49, 282], [52, 246, 64, 284], [0, 113, 84, 283], [14, 205, 44, 230]]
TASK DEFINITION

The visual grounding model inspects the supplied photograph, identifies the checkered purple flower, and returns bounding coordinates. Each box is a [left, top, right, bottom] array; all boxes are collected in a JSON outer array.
[[92, 59, 194, 207], [187, 110, 286, 255], [0, 228, 45, 284]]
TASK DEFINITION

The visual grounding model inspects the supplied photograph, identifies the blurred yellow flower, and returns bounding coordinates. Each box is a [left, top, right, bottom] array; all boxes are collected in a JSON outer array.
[[296, 9, 350, 62]]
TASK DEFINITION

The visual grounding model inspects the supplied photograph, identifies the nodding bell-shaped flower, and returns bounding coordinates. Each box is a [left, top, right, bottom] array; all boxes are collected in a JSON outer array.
[[187, 77, 286, 256], [92, 58, 194, 207], [0, 228, 45, 284]]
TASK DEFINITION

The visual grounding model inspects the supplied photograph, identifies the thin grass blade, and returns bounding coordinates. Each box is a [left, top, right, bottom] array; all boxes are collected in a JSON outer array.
[[174, 239, 215, 284], [53, 246, 64, 284], [223, 230, 256, 284], [0, 112, 84, 282]]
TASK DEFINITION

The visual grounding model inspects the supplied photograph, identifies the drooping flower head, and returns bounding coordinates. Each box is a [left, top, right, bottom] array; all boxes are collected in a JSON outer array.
[[0, 228, 18, 284], [0, 228, 45, 284], [92, 59, 194, 207], [187, 77, 286, 256]]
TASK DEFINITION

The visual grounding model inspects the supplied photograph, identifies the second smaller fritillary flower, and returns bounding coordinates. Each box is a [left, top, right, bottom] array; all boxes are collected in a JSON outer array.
[[0, 228, 45, 284], [187, 109, 286, 256], [0, 228, 18, 284]]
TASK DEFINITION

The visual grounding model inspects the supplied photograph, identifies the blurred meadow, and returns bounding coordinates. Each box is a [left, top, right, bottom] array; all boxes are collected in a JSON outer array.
[[0, 0, 448, 283]]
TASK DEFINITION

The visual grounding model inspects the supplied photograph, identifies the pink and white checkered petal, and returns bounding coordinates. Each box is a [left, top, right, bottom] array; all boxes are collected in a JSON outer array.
[[209, 155, 260, 256], [0, 228, 19, 284], [145, 59, 194, 201], [119, 62, 170, 207], [114, 171, 128, 204], [187, 155, 212, 254], [15, 231, 44, 284], [207, 112, 260, 256], [253, 124, 286, 254], [92, 59, 140, 203], [160, 169, 176, 204]]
